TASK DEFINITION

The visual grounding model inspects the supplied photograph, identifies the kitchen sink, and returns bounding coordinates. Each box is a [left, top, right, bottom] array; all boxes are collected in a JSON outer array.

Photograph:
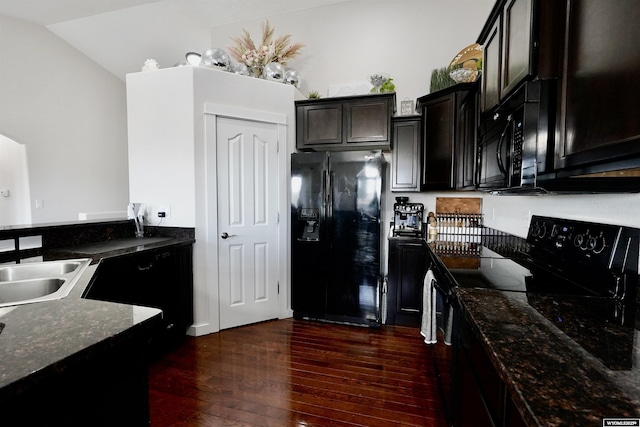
[[0, 261, 83, 282], [0, 259, 91, 308], [0, 278, 65, 304]]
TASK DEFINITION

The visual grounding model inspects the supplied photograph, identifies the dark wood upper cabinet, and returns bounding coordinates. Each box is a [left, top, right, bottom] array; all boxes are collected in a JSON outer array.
[[475, 0, 640, 191], [345, 98, 390, 143], [457, 90, 479, 189], [481, 18, 502, 113], [501, 0, 534, 97], [390, 116, 421, 192], [554, 0, 640, 173], [479, 0, 562, 115], [296, 101, 343, 147], [422, 93, 455, 189], [296, 93, 395, 151], [418, 83, 478, 191]]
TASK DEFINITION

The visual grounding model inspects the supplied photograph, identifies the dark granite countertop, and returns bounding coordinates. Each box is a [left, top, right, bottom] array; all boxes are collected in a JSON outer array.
[[426, 228, 640, 426], [457, 288, 640, 426], [0, 234, 195, 402], [47, 235, 195, 263]]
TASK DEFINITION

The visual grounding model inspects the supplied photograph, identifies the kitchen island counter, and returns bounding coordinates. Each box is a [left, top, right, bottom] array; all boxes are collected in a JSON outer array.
[[0, 265, 162, 424], [0, 290, 161, 399]]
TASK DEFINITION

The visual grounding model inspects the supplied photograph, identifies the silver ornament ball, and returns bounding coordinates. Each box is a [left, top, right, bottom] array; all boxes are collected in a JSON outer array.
[[284, 68, 301, 88], [229, 61, 250, 76], [262, 62, 285, 82], [200, 48, 230, 71]]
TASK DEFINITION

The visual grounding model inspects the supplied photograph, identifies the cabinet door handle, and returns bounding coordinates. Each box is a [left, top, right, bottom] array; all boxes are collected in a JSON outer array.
[[138, 263, 153, 271]]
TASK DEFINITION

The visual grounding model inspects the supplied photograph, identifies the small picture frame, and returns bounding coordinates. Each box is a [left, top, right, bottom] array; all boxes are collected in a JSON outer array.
[[400, 99, 415, 116]]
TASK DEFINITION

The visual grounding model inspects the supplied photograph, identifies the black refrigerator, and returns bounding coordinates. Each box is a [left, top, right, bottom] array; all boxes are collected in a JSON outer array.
[[291, 150, 383, 327]]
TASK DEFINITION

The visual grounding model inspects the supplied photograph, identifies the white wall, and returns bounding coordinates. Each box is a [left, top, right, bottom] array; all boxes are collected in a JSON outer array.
[[385, 190, 640, 241], [207, 0, 495, 103], [482, 193, 640, 238], [127, 67, 196, 227], [0, 14, 129, 224]]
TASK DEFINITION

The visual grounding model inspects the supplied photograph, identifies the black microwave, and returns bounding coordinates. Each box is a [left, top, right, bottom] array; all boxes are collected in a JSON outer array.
[[476, 80, 555, 193]]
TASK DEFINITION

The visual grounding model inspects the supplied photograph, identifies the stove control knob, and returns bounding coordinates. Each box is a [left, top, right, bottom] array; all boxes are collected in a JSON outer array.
[[531, 222, 541, 237], [538, 223, 547, 238], [574, 234, 585, 248], [591, 234, 607, 254]]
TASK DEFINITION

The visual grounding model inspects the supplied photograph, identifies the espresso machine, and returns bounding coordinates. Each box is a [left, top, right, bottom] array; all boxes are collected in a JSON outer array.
[[392, 197, 424, 237]]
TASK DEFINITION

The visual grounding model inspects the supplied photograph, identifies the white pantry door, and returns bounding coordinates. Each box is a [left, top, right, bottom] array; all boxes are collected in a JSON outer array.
[[216, 116, 280, 330]]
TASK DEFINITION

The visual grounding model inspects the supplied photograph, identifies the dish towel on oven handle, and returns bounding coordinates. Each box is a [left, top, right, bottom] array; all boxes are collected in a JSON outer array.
[[420, 269, 437, 344]]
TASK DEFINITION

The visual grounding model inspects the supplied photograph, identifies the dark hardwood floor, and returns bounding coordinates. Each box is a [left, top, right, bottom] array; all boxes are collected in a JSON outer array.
[[148, 319, 448, 427]]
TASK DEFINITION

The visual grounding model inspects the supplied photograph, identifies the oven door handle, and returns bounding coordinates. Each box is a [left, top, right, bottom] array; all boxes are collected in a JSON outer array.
[[433, 277, 455, 300]]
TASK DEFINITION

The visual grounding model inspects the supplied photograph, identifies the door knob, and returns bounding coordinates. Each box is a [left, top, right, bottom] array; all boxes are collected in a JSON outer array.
[[221, 232, 236, 239]]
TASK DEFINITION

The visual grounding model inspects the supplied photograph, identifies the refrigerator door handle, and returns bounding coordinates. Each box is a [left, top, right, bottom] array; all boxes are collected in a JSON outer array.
[[325, 170, 333, 222]]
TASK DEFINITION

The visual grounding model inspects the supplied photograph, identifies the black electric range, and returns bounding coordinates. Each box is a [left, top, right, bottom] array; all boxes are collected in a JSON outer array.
[[432, 216, 640, 370]]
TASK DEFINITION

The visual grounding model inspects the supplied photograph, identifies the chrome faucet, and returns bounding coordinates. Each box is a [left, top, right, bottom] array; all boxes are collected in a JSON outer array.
[[128, 203, 146, 238]]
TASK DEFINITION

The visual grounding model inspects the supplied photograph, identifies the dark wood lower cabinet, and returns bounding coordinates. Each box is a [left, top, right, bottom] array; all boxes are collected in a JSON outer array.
[[454, 314, 527, 427], [4, 334, 151, 426], [84, 244, 194, 352], [386, 238, 427, 327]]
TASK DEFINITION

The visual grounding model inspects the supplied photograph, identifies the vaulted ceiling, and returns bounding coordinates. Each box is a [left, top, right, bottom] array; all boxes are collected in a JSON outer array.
[[0, 0, 355, 79]]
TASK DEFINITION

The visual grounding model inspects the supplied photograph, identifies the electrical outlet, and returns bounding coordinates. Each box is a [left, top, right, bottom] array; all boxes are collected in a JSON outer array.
[[0, 189, 9, 197], [157, 205, 171, 219]]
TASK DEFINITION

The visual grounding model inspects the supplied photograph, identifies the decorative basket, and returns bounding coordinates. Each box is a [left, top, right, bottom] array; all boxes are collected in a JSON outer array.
[[448, 43, 483, 83]]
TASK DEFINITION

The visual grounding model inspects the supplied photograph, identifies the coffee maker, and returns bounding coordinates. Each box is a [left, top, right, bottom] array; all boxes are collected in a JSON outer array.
[[392, 197, 424, 237]]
